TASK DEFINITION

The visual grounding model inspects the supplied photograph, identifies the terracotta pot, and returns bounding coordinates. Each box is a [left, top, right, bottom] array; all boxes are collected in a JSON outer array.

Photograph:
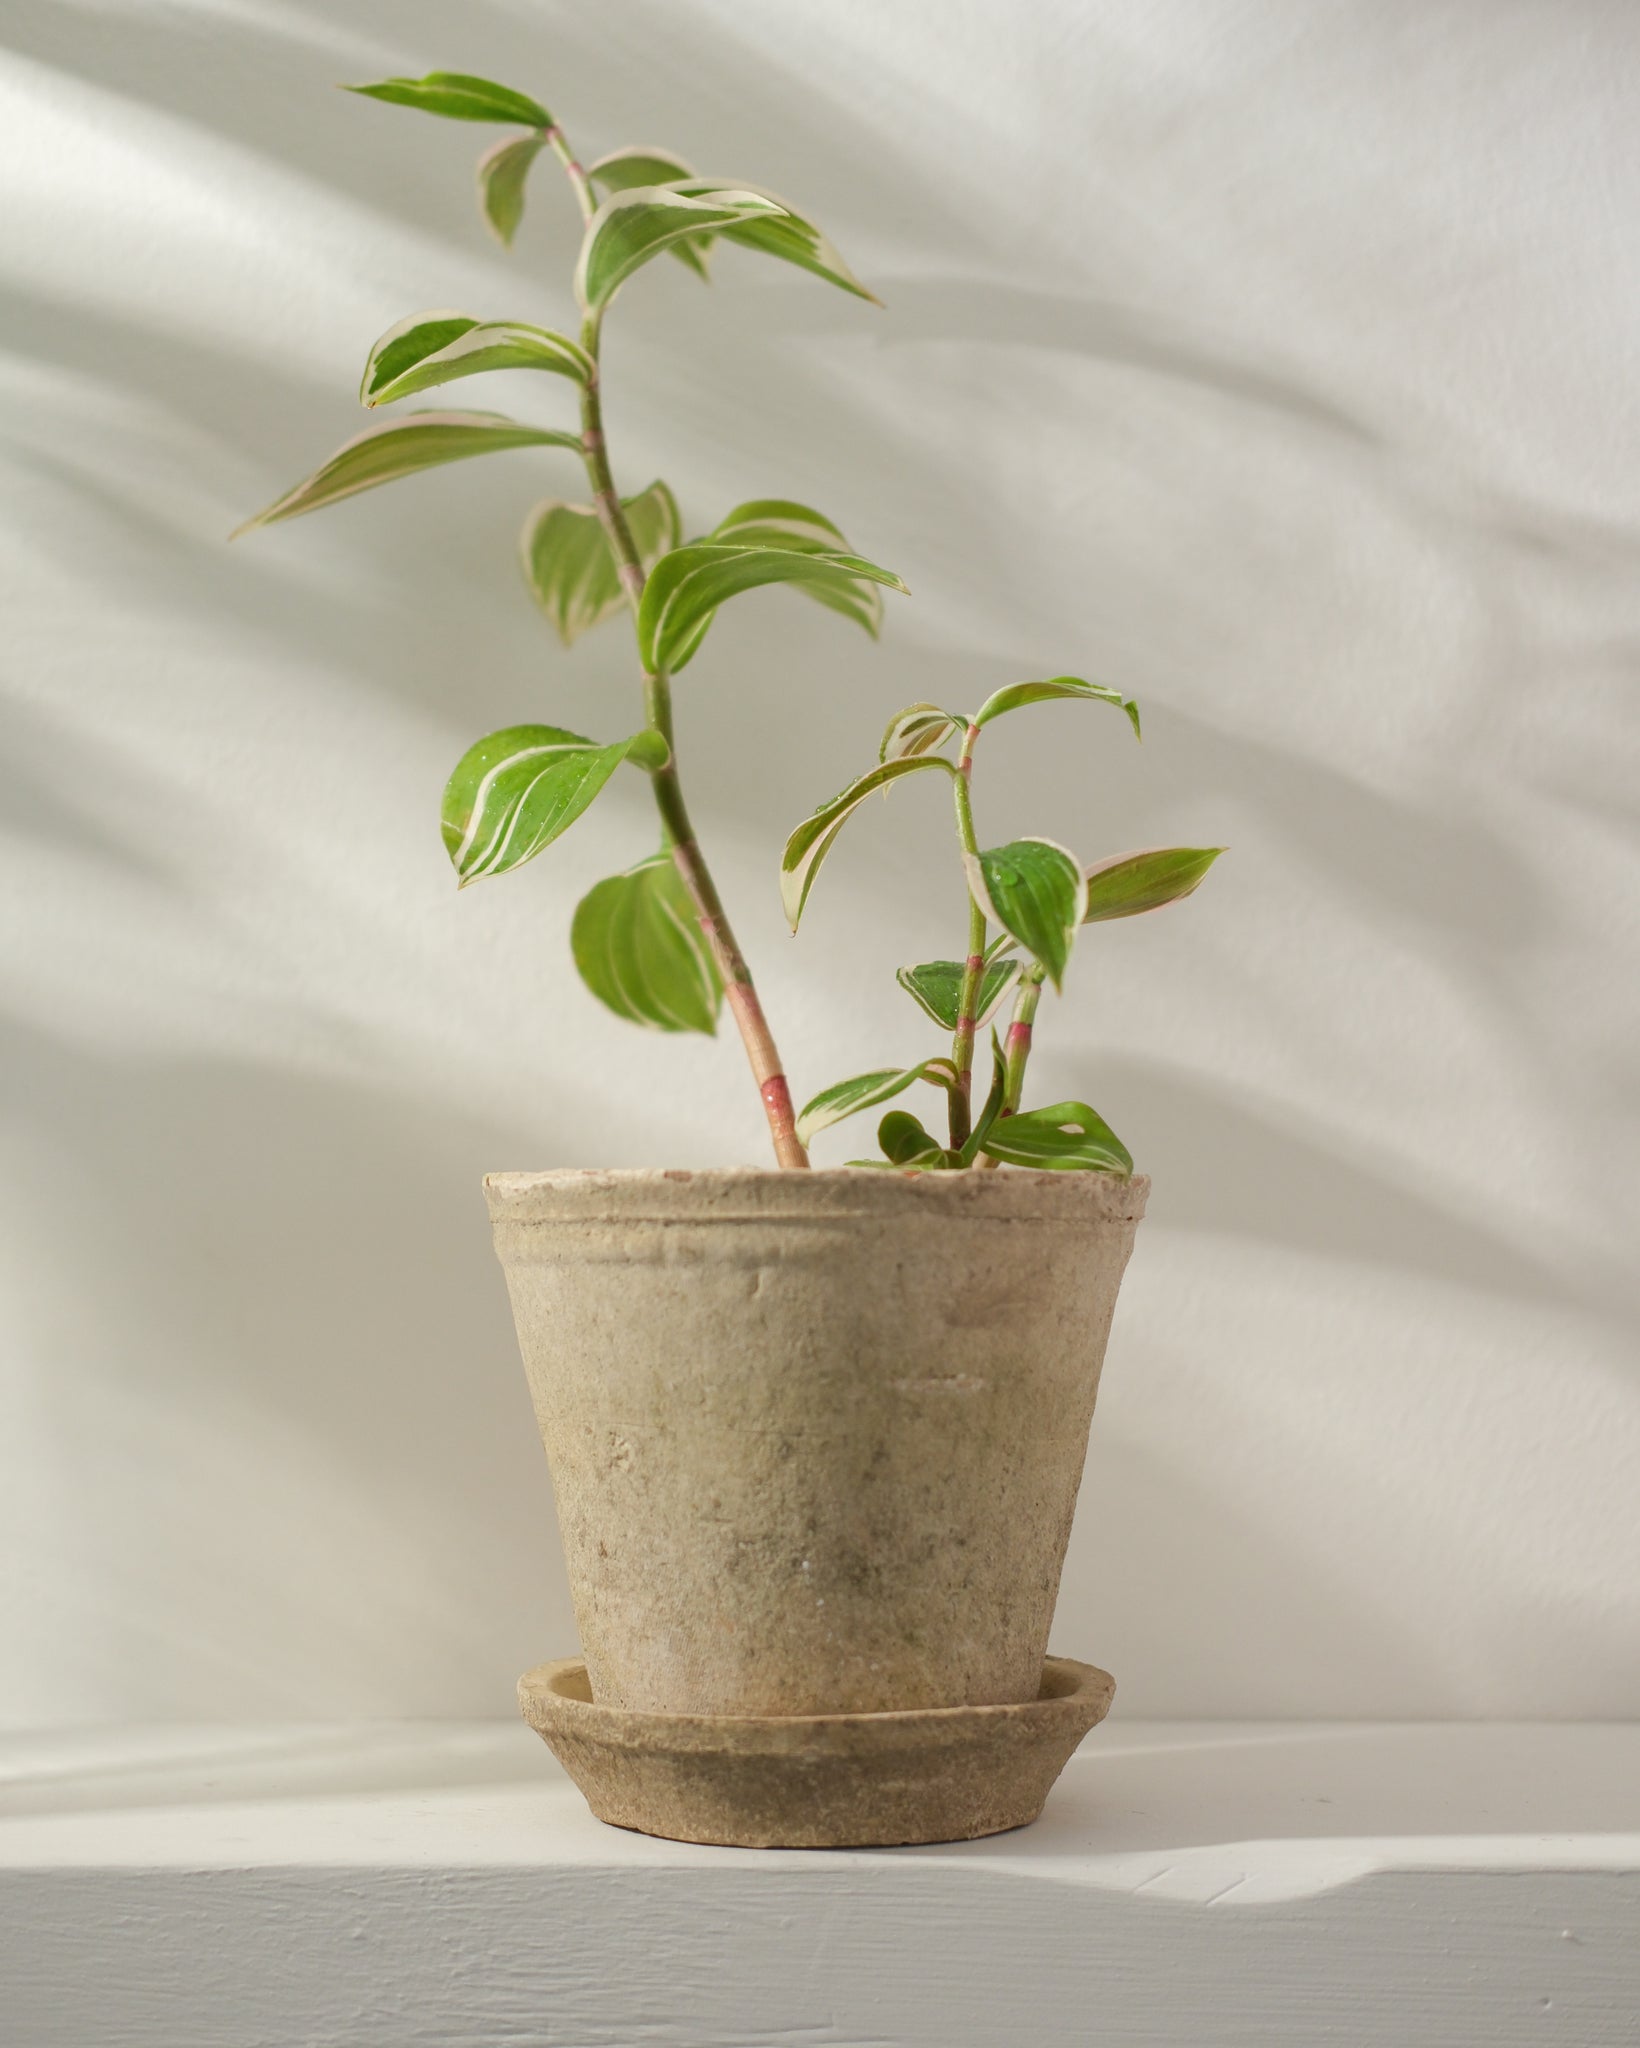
[[486, 1167, 1146, 1718]]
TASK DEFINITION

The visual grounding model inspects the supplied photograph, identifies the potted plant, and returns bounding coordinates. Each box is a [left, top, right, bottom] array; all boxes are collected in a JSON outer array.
[[238, 69, 1222, 1848]]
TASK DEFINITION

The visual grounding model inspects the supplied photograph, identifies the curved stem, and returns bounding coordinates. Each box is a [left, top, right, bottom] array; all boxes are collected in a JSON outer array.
[[548, 139, 806, 1167], [543, 124, 596, 224], [947, 721, 986, 1149]]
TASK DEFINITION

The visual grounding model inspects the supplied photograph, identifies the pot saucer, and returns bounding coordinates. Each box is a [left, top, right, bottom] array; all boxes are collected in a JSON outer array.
[[517, 1655, 1115, 1848]]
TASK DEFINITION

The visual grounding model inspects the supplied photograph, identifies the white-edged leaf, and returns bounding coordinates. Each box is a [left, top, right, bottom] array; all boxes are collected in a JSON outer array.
[[1082, 846, 1225, 922], [780, 755, 953, 930], [440, 723, 659, 886], [588, 146, 698, 190], [521, 481, 680, 646], [880, 702, 965, 763], [663, 179, 878, 303], [964, 837, 1087, 990], [477, 133, 549, 245], [571, 852, 722, 1034], [575, 186, 789, 311], [711, 498, 848, 548], [973, 674, 1141, 740], [234, 411, 580, 533], [638, 541, 906, 674], [707, 499, 888, 635], [981, 1101, 1133, 1175], [360, 312, 592, 405], [896, 958, 1018, 1031], [345, 72, 552, 127], [587, 148, 714, 278], [795, 1059, 959, 1149]]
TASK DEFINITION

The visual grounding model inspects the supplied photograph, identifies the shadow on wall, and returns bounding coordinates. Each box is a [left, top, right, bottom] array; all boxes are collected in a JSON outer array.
[[2, 1014, 574, 1717]]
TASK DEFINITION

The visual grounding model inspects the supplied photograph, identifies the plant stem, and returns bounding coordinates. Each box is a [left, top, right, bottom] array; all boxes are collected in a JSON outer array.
[[948, 721, 986, 1148], [1001, 965, 1044, 1114], [548, 128, 807, 1168], [542, 124, 595, 222]]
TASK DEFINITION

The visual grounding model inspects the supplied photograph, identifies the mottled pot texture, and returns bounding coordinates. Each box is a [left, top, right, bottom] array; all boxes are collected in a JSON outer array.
[[486, 1167, 1147, 1718]]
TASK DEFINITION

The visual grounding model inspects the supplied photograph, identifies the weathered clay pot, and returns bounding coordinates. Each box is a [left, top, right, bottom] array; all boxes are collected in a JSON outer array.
[[486, 1167, 1146, 1718]]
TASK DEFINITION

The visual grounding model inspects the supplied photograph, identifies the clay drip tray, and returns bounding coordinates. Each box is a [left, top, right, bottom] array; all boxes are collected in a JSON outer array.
[[518, 1655, 1115, 1849]]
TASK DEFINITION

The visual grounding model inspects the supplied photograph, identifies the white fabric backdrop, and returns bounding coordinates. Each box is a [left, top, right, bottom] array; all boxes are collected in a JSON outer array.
[[2, 0, 1636, 1722]]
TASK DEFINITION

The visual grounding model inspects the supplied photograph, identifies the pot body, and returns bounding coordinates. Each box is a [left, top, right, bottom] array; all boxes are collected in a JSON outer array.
[[487, 1167, 1146, 1717]]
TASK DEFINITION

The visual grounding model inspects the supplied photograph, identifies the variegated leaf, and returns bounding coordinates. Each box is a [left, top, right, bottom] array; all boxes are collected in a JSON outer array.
[[588, 146, 697, 189], [880, 702, 964, 764], [1082, 846, 1224, 922], [521, 481, 681, 646], [780, 755, 953, 930], [981, 1101, 1133, 1175], [570, 852, 722, 1034], [663, 179, 877, 303], [477, 133, 549, 245], [638, 542, 906, 675], [964, 838, 1087, 990], [234, 411, 580, 533], [587, 148, 713, 278], [710, 498, 847, 550], [441, 723, 663, 886], [896, 958, 1018, 1032], [795, 1058, 960, 1149], [359, 313, 592, 405], [973, 674, 1141, 740], [709, 499, 888, 634], [575, 187, 790, 312], [345, 72, 552, 127]]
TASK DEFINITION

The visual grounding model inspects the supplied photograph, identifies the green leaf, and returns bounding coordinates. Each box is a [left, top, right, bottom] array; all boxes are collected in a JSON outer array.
[[477, 133, 549, 245], [345, 72, 552, 127], [359, 313, 592, 405], [233, 411, 580, 533], [358, 314, 480, 395], [638, 541, 906, 675], [973, 675, 1141, 740], [520, 481, 681, 646], [1083, 846, 1225, 922], [575, 186, 793, 312], [959, 1031, 1010, 1165], [794, 1059, 958, 1149], [570, 852, 722, 1034], [981, 1101, 1133, 1176], [709, 500, 887, 635], [896, 958, 1018, 1032], [964, 838, 1087, 991], [780, 755, 953, 931], [664, 179, 878, 303], [879, 702, 965, 764], [441, 724, 656, 886], [709, 498, 846, 548], [587, 148, 714, 278], [878, 1109, 940, 1164]]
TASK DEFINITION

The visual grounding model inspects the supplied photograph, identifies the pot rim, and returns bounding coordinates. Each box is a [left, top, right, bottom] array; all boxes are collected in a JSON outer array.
[[484, 1163, 1149, 1226]]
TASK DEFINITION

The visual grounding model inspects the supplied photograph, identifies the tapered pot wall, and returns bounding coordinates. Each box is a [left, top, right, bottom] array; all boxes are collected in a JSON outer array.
[[486, 1167, 1147, 1718]]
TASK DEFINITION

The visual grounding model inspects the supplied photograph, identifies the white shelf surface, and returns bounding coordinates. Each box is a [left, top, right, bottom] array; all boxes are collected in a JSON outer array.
[[3, 1720, 1637, 2047]]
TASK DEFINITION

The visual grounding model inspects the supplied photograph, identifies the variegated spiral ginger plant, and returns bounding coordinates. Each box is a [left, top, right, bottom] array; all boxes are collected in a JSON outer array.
[[238, 70, 1221, 1174]]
